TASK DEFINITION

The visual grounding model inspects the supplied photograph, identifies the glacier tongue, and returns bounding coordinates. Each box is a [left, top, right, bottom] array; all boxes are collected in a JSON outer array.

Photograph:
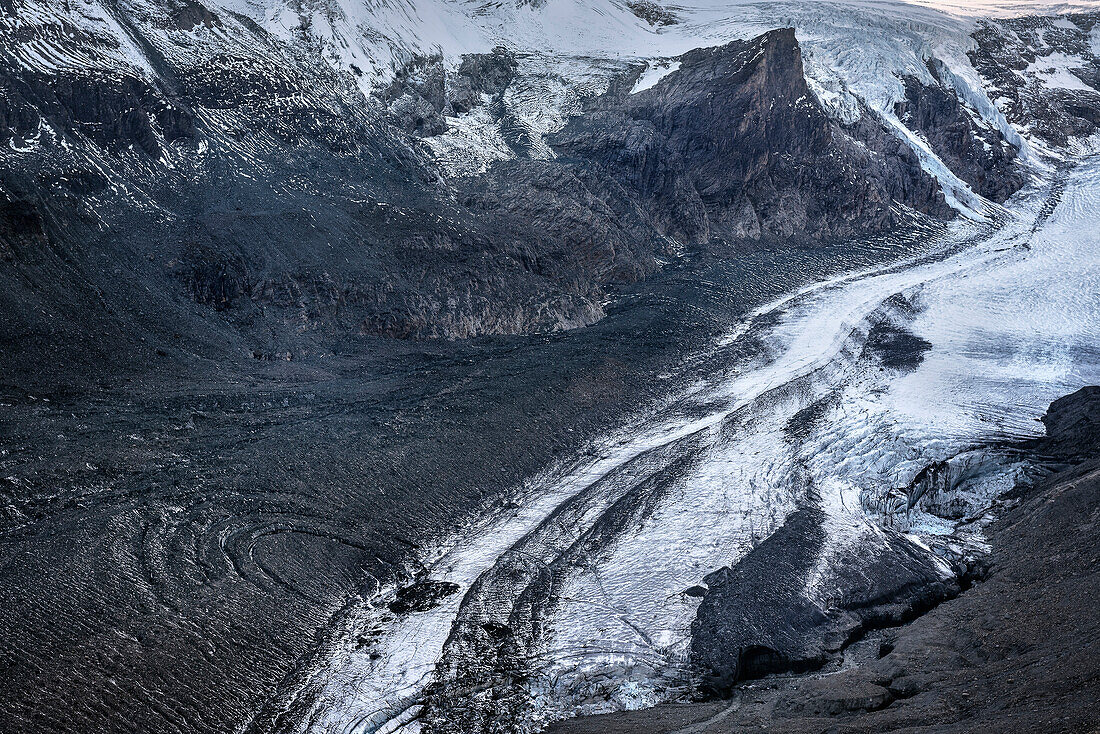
[[296, 153, 1100, 732]]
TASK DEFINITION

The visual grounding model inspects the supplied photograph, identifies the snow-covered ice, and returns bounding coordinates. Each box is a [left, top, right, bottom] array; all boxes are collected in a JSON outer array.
[[1025, 52, 1097, 92], [630, 60, 681, 94]]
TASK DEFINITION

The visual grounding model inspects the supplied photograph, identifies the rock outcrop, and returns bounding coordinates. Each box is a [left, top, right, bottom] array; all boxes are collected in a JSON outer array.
[[969, 13, 1100, 149], [895, 64, 1026, 203], [552, 29, 952, 247], [690, 506, 958, 696], [381, 48, 518, 135]]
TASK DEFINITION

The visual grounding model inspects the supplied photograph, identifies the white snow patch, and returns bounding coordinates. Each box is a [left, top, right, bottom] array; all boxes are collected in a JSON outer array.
[[1026, 51, 1097, 92], [630, 59, 681, 94], [423, 103, 515, 177]]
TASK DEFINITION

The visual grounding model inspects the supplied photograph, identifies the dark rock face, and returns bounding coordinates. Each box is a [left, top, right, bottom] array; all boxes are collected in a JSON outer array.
[[0, 17, 601, 356], [0, 68, 197, 156], [625, 0, 677, 27], [969, 14, 1100, 149], [690, 507, 957, 695], [457, 159, 667, 286], [1038, 385, 1100, 457], [382, 47, 517, 133], [895, 65, 1026, 203], [553, 29, 952, 247], [452, 47, 518, 112], [389, 89, 449, 137], [690, 508, 830, 691], [382, 54, 450, 136], [0, 17, 961, 361], [322, 28, 957, 343]]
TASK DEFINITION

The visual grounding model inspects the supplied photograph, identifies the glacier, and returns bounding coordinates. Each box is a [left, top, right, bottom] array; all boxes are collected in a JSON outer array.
[[292, 152, 1100, 734]]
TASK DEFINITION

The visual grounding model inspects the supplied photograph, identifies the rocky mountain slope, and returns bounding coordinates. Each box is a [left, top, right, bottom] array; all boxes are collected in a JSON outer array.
[[971, 12, 1100, 150], [4, 0, 1076, 370], [552, 29, 950, 244], [895, 63, 1026, 203], [0, 0, 973, 378]]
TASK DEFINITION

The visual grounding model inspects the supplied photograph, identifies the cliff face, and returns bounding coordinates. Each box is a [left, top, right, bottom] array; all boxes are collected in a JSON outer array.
[[895, 67, 1026, 204], [553, 29, 951, 247]]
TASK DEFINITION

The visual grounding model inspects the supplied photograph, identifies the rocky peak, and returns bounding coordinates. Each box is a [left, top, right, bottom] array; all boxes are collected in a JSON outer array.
[[553, 28, 950, 247]]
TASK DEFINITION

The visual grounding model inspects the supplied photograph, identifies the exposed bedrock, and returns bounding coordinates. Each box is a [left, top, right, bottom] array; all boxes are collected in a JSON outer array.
[[290, 28, 958, 341], [626, 0, 677, 27], [455, 159, 668, 285], [1035, 385, 1100, 457], [690, 506, 958, 696], [0, 68, 197, 156], [895, 64, 1026, 203], [969, 13, 1100, 149], [0, 21, 961, 363], [0, 48, 610, 362], [551, 28, 952, 247], [381, 47, 518, 135]]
